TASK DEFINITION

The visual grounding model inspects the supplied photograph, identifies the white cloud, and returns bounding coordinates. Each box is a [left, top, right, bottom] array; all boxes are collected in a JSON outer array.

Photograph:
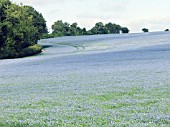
[[11, 0, 170, 32]]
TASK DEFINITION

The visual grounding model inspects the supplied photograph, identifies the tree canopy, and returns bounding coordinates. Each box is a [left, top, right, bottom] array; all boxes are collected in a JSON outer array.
[[121, 27, 130, 33], [51, 20, 87, 37], [165, 29, 169, 31], [23, 5, 48, 38], [0, 0, 48, 58], [142, 28, 149, 33], [48, 20, 130, 38]]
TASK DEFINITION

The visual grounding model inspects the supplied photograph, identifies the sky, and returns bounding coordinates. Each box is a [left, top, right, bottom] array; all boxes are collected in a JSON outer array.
[[11, 0, 170, 33]]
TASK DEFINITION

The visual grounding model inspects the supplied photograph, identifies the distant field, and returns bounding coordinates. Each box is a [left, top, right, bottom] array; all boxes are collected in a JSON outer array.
[[0, 32, 170, 126]]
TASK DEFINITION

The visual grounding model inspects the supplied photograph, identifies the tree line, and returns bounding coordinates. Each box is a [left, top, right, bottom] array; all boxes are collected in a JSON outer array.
[[43, 20, 130, 38], [0, 0, 48, 59]]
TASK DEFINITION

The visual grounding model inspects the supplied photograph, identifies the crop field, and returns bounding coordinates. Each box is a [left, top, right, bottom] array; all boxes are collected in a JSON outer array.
[[0, 32, 170, 126]]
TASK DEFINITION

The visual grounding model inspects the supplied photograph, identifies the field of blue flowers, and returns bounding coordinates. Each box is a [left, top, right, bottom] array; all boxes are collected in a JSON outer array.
[[0, 32, 170, 126]]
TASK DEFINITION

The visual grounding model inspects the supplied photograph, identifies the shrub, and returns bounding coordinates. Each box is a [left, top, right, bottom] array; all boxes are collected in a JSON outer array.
[[142, 28, 149, 32], [0, 44, 42, 59]]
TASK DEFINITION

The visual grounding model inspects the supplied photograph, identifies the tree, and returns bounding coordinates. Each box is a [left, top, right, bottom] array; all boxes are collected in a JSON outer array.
[[165, 29, 169, 31], [90, 22, 108, 35], [0, 0, 12, 52], [52, 21, 88, 36], [3, 3, 38, 52], [52, 20, 70, 36], [81, 28, 87, 35], [23, 6, 48, 38], [50, 20, 129, 37], [121, 27, 129, 33], [105, 22, 121, 34], [142, 28, 149, 32], [0, 0, 45, 58], [69, 22, 79, 36]]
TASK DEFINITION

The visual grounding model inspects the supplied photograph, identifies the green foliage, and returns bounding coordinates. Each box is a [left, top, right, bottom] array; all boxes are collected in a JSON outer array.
[[51, 20, 129, 38], [90, 22, 103, 34], [121, 27, 130, 33], [0, 0, 11, 50], [23, 6, 48, 38], [165, 29, 169, 31], [0, 0, 47, 59], [51, 20, 86, 36], [90, 22, 108, 35], [142, 28, 149, 32], [52, 20, 68, 36], [105, 22, 121, 34], [0, 44, 42, 59], [5, 3, 38, 50]]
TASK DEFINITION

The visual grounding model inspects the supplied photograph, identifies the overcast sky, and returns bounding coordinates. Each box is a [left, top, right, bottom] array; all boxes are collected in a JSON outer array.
[[12, 0, 170, 33]]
